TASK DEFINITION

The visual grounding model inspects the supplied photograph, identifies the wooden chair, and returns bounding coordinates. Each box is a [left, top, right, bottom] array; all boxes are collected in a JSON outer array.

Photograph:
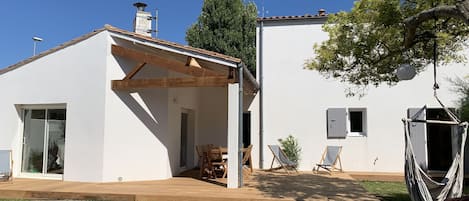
[[196, 145, 204, 178], [207, 146, 227, 178], [0, 150, 12, 181], [242, 144, 253, 175], [268, 145, 298, 174], [313, 146, 343, 174], [196, 144, 213, 179]]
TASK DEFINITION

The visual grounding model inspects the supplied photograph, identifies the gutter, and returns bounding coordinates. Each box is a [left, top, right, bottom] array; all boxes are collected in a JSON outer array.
[[238, 62, 244, 187], [258, 20, 264, 169]]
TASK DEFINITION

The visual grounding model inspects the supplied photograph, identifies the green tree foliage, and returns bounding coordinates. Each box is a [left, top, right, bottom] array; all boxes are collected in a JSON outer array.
[[186, 0, 257, 74], [278, 135, 301, 166], [451, 77, 469, 121], [307, 0, 469, 93]]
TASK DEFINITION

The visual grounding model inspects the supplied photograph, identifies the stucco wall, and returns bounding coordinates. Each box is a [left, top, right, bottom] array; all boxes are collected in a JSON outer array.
[[254, 19, 469, 172], [102, 36, 230, 181], [167, 84, 199, 173], [102, 37, 172, 181], [0, 31, 109, 182]]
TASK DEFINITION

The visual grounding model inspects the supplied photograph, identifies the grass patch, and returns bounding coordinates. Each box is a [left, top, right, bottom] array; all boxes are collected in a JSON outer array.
[[359, 181, 410, 201]]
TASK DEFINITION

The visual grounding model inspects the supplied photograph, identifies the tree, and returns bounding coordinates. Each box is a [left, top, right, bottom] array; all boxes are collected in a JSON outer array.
[[186, 0, 257, 74], [451, 77, 469, 121], [307, 0, 469, 93]]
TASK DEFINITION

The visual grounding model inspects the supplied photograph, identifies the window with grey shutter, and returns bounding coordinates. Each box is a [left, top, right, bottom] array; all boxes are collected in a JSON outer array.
[[327, 108, 347, 138]]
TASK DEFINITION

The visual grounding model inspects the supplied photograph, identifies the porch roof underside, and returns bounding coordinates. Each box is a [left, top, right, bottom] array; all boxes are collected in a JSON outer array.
[[109, 28, 258, 93]]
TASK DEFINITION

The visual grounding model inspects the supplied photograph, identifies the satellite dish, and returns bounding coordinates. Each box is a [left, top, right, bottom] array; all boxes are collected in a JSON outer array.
[[396, 63, 416, 81]]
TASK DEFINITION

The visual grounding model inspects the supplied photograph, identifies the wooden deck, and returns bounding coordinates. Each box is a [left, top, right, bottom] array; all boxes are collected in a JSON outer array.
[[0, 171, 378, 201]]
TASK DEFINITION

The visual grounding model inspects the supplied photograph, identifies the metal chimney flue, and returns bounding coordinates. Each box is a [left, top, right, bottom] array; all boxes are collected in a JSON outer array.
[[318, 9, 327, 16], [133, 2, 147, 11]]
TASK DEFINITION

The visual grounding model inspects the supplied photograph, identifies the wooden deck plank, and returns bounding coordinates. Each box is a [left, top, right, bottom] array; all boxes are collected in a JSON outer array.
[[0, 171, 378, 201]]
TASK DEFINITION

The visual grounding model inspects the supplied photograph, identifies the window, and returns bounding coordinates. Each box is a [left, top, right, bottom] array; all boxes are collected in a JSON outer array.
[[22, 108, 66, 176], [348, 108, 367, 136], [327, 108, 367, 138]]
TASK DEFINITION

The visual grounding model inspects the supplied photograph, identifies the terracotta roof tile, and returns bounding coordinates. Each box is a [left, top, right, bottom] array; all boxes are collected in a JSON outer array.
[[257, 14, 328, 22], [104, 25, 241, 64]]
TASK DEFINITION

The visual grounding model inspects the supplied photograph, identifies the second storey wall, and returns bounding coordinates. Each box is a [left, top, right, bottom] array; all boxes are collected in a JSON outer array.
[[253, 19, 469, 172]]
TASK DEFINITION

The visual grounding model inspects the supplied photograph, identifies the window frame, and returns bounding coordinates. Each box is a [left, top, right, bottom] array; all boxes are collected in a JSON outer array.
[[347, 108, 367, 137]]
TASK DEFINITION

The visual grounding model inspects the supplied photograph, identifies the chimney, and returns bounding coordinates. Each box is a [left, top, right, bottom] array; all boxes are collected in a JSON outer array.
[[133, 2, 152, 37], [318, 9, 327, 16]]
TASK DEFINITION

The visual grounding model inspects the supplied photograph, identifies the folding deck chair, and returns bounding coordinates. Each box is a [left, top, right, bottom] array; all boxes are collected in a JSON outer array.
[[242, 144, 253, 176], [313, 146, 343, 174], [0, 150, 12, 181], [267, 145, 298, 174]]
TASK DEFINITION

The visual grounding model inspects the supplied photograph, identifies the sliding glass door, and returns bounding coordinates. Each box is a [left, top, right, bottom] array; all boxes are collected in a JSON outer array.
[[22, 108, 66, 176]]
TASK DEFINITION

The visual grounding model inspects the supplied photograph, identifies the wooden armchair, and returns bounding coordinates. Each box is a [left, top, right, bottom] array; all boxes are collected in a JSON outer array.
[[196, 144, 213, 178], [208, 146, 228, 178]]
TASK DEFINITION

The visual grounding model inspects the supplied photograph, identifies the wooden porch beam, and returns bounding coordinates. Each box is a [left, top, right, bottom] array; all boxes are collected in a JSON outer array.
[[123, 62, 146, 80], [112, 76, 234, 90], [112, 45, 222, 77], [185, 57, 202, 68]]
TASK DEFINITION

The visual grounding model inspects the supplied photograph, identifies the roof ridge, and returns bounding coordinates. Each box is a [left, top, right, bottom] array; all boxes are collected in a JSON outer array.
[[0, 27, 106, 75], [104, 24, 241, 64]]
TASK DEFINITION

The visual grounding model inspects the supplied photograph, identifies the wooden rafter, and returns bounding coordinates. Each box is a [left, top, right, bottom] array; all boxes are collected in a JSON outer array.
[[185, 57, 202, 68], [123, 62, 146, 80], [112, 45, 222, 77], [112, 76, 235, 90]]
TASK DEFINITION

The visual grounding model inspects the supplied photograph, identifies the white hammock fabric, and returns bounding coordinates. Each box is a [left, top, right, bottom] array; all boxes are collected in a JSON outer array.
[[403, 107, 468, 201]]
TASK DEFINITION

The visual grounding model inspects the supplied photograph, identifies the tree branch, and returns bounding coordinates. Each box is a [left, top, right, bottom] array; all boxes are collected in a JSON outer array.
[[457, 0, 469, 21], [404, 1, 469, 48]]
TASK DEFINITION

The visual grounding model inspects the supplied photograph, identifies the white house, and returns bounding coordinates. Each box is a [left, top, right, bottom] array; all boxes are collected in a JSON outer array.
[[0, 6, 258, 188], [2, 5, 468, 189], [251, 14, 469, 174]]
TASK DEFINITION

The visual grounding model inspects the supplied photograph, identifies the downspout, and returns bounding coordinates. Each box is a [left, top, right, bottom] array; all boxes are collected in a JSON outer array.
[[258, 19, 264, 169], [237, 62, 244, 187]]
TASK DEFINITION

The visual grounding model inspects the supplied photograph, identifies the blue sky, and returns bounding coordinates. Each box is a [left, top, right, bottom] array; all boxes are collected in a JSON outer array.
[[0, 0, 355, 68]]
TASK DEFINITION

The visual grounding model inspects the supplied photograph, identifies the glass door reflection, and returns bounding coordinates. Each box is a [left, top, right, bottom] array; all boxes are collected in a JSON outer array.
[[22, 108, 66, 176]]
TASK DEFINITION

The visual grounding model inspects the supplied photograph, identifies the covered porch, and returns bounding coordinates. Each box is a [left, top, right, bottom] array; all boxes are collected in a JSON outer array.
[[107, 29, 258, 188]]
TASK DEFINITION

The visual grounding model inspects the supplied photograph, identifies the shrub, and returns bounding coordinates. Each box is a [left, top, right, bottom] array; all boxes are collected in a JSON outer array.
[[278, 135, 302, 166]]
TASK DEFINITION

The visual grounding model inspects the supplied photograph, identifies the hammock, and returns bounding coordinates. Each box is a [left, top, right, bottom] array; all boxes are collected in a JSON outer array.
[[399, 11, 468, 199], [403, 105, 468, 201]]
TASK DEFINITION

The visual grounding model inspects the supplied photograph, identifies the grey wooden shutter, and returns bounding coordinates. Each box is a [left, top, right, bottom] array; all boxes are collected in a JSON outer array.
[[408, 108, 428, 171], [327, 108, 347, 138]]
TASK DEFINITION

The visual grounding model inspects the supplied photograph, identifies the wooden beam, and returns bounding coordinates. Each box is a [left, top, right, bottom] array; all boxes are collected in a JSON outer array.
[[112, 45, 221, 77], [185, 57, 202, 68], [123, 62, 146, 80], [112, 76, 234, 90]]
